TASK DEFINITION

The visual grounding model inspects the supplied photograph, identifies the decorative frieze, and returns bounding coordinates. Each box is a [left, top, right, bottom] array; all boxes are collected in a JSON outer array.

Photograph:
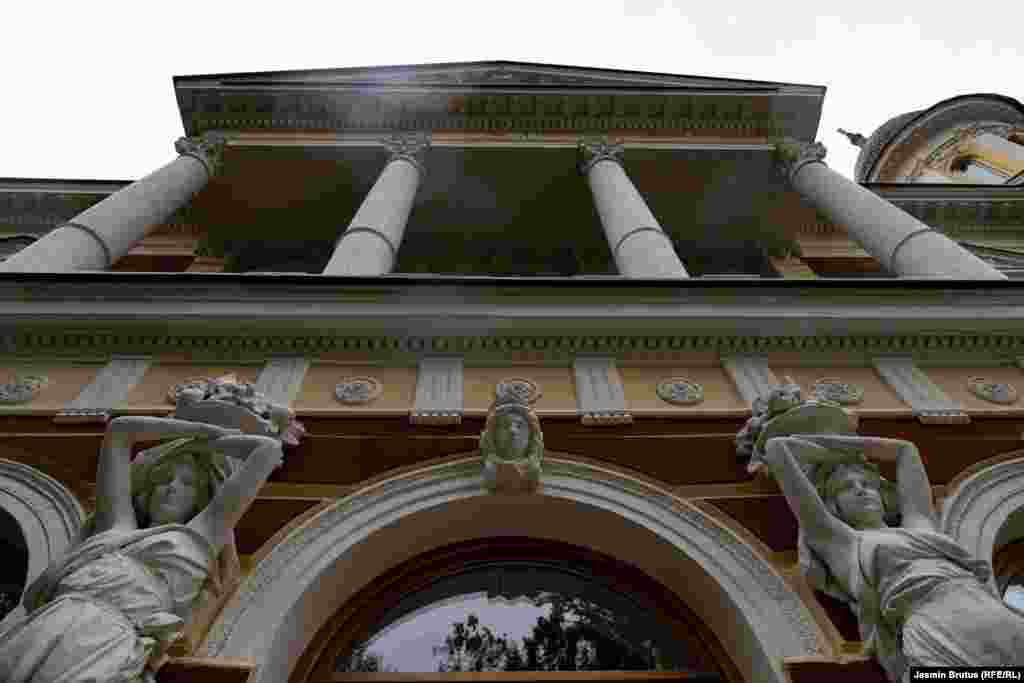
[[721, 354, 780, 407], [573, 355, 631, 425], [411, 356, 463, 425], [254, 356, 310, 407], [872, 356, 970, 424], [334, 377, 383, 405], [55, 357, 151, 423], [656, 378, 704, 405], [9, 330, 1024, 361]]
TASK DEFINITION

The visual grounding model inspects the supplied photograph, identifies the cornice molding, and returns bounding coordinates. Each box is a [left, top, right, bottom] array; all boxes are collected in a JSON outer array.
[[5, 329, 1024, 361], [176, 89, 786, 138]]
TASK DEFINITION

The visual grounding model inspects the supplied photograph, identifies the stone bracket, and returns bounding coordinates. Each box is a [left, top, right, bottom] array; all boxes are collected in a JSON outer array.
[[55, 356, 152, 424], [411, 356, 464, 425], [872, 356, 970, 424], [722, 354, 780, 406], [573, 355, 632, 425], [253, 356, 309, 408]]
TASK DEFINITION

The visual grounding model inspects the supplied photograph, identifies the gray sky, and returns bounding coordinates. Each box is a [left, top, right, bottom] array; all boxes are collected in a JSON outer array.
[[3, 2, 1021, 182]]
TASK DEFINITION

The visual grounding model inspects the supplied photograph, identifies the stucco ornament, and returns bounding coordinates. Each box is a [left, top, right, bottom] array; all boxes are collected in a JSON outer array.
[[967, 377, 1018, 405], [0, 376, 306, 683], [480, 382, 544, 494], [739, 394, 1024, 681], [495, 377, 541, 405], [811, 378, 865, 406], [736, 377, 858, 474], [334, 377, 383, 405], [168, 374, 305, 446], [0, 375, 48, 405], [656, 377, 704, 405]]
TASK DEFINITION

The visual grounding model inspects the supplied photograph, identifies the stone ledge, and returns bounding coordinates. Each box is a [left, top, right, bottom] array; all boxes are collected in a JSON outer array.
[[156, 656, 255, 683]]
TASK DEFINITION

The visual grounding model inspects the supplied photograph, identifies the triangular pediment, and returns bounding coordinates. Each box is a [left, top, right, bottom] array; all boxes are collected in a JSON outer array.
[[178, 60, 803, 90]]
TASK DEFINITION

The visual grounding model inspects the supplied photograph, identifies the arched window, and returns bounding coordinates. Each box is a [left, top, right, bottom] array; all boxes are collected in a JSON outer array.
[[0, 506, 28, 621], [993, 538, 1024, 613], [295, 538, 737, 683]]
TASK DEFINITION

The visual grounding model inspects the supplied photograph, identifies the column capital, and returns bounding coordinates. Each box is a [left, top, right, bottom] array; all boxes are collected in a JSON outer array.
[[382, 132, 430, 176], [578, 138, 625, 175], [175, 133, 227, 178], [774, 138, 827, 183]]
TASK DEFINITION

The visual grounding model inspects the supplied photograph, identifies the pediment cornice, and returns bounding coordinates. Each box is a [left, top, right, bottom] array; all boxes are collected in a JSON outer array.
[[173, 61, 824, 139]]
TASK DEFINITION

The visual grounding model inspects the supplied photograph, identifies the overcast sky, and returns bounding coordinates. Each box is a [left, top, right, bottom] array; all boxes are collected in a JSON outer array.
[[2, 2, 1020, 183]]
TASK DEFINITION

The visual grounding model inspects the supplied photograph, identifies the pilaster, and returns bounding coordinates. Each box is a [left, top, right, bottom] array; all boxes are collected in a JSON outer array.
[[411, 356, 463, 425], [55, 356, 152, 423], [254, 356, 310, 407], [872, 356, 969, 424], [722, 354, 780, 406], [573, 355, 632, 425]]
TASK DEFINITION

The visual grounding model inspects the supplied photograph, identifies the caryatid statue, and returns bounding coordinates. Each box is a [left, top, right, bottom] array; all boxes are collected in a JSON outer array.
[[480, 383, 544, 493], [737, 381, 1024, 682], [0, 374, 305, 683]]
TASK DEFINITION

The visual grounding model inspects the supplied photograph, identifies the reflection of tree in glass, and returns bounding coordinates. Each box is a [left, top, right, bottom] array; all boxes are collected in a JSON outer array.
[[434, 593, 665, 672], [339, 642, 397, 672], [0, 590, 17, 622]]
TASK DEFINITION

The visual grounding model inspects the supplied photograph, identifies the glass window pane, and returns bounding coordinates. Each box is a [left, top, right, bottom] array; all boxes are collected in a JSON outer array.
[[1005, 584, 1024, 612], [335, 562, 716, 675]]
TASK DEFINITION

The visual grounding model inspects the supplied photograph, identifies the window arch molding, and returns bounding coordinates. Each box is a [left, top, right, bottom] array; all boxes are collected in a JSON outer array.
[[0, 456, 86, 633], [940, 449, 1024, 592], [201, 452, 827, 683]]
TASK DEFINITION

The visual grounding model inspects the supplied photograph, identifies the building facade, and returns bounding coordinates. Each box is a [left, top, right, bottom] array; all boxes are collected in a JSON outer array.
[[1, 62, 1024, 682]]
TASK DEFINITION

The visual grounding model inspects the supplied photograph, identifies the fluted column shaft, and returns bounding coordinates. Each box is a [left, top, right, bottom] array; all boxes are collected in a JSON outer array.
[[579, 140, 688, 278], [323, 133, 429, 276], [777, 139, 1005, 279], [1, 135, 224, 272]]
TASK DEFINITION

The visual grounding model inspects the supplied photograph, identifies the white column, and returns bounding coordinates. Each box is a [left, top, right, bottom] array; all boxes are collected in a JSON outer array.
[[776, 139, 1005, 279], [579, 139, 688, 278], [323, 133, 429, 276], [0, 135, 224, 272]]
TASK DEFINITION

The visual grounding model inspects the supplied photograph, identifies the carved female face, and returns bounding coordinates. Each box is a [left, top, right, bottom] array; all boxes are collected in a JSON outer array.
[[148, 460, 201, 525], [494, 413, 530, 460], [830, 466, 886, 529], [766, 386, 801, 416]]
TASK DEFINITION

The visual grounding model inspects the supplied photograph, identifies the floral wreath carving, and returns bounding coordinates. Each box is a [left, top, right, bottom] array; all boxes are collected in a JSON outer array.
[[0, 375, 49, 405], [967, 377, 1018, 405], [656, 378, 704, 405], [495, 377, 541, 405], [811, 378, 864, 406], [165, 373, 306, 446], [334, 377, 383, 405]]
